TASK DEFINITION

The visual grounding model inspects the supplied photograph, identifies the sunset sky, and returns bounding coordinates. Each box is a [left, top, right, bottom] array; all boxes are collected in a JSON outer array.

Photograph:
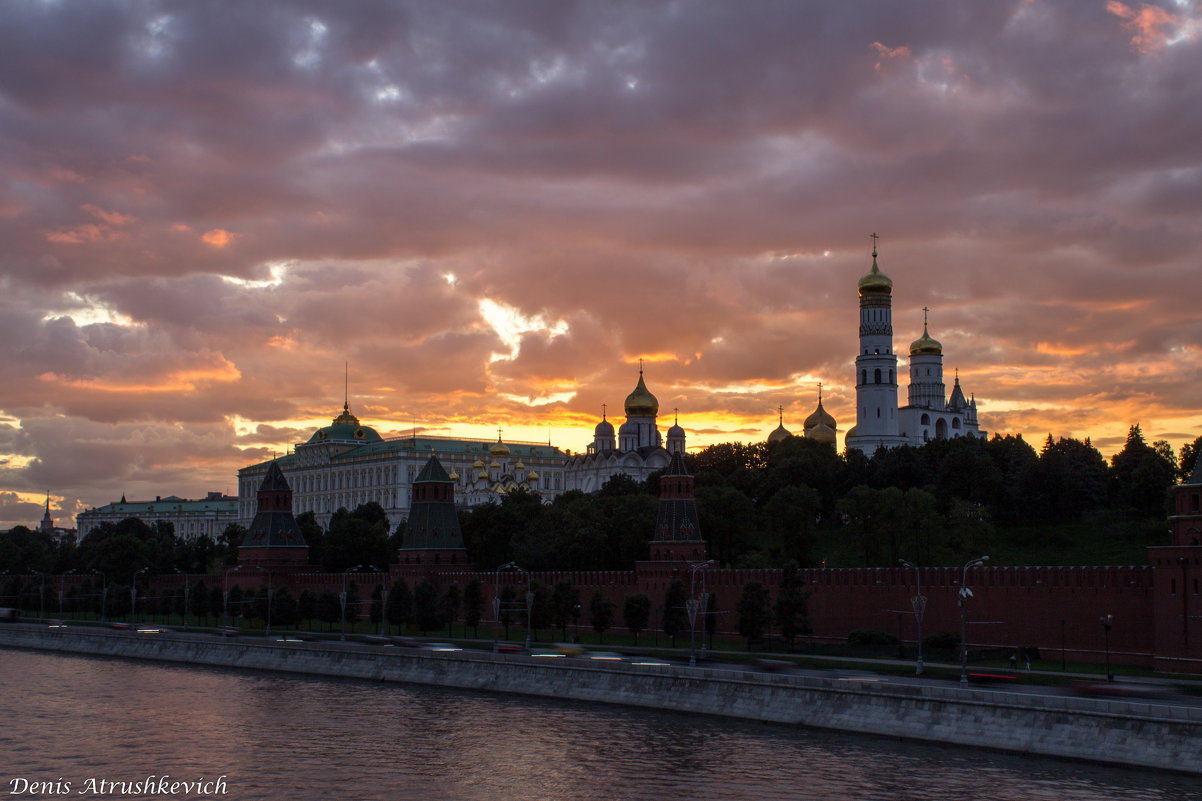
[[2, 0, 1200, 530]]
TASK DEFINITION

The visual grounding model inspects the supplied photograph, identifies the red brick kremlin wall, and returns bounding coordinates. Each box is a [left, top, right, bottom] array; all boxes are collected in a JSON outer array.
[[46, 555, 1199, 671]]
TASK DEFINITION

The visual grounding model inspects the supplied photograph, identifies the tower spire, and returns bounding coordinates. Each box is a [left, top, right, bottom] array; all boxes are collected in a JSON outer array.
[[344, 361, 349, 413]]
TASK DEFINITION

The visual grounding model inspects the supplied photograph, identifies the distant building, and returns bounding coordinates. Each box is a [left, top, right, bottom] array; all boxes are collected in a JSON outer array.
[[236, 400, 568, 532], [845, 241, 985, 455], [565, 367, 684, 492], [76, 491, 238, 540], [34, 493, 76, 542], [766, 388, 838, 448]]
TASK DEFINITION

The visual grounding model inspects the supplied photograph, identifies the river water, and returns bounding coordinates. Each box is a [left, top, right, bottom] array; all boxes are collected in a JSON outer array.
[[1, 649, 1198, 801]]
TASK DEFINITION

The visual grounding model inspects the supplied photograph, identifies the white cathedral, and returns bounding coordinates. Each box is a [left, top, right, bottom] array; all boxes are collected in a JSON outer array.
[[844, 241, 985, 456]]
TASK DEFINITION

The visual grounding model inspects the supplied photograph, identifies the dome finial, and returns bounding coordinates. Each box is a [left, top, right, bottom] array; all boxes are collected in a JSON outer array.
[[602, 402, 607, 422], [779, 404, 784, 426], [870, 231, 879, 258]]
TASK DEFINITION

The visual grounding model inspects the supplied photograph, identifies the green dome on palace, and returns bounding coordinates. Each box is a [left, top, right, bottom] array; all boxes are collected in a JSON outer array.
[[307, 403, 383, 444]]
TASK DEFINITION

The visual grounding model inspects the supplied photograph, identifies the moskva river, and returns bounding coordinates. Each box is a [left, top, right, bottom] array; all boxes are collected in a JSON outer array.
[[1, 649, 1198, 801]]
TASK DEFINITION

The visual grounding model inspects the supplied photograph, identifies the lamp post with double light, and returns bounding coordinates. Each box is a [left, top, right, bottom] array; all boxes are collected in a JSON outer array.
[[31, 570, 47, 621], [958, 555, 989, 685], [92, 569, 107, 622], [1100, 614, 1114, 682], [223, 565, 241, 629], [173, 568, 191, 630], [341, 564, 365, 641], [57, 569, 76, 621], [131, 566, 149, 628], [899, 559, 925, 676]]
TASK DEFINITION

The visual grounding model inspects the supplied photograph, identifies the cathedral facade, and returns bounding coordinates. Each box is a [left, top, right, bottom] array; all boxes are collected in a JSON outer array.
[[845, 243, 985, 456], [564, 367, 684, 493]]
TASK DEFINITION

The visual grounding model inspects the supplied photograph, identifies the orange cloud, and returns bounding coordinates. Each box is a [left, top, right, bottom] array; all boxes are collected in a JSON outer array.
[[45, 224, 121, 244], [202, 228, 237, 248], [871, 41, 913, 71], [36, 359, 242, 394], [82, 204, 136, 225], [1107, 0, 1196, 53]]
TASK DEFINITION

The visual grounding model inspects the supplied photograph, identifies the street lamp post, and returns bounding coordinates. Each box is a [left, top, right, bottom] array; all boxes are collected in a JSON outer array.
[[32, 570, 47, 621], [173, 569, 191, 631], [958, 555, 989, 685], [92, 569, 107, 622], [687, 559, 714, 667], [57, 570, 76, 621], [341, 565, 364, 641], [368, 566, 388, 637], [223, 565, 242, 629], [251, 566, 273, 637], [131, 566, 149, 628], [493, 562, 531, 650], [899, 559, 925, 676], [1100, 614, 1114, 682]]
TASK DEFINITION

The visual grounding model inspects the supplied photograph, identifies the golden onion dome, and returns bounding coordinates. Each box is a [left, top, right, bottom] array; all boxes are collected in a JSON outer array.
[[472, 457, 485, 469], [527, 470, 540, 481], [489, 437, 510, 458], [490, 459, 501, 469], [803, 398, 836, 432], [448, 468, 460, 481], [910, 323, 942, 356], [845, 424, 858, 438], [808, 422, 837, 446], [767, 424, 792, 444], [624, 369, 659, 417], [857, 251, 893, 296], [477, 470, 488, 481], [514, 459, 526, 472]]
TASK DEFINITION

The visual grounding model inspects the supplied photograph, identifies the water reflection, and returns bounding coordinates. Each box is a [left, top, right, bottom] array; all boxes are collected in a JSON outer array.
[[1, 649, 1198, 801]]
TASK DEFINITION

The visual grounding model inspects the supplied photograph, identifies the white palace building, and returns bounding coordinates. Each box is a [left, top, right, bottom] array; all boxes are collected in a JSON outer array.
[[234, 368, 682, 531]]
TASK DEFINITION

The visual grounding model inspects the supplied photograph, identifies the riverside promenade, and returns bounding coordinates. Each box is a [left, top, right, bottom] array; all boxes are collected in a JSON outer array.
[[3, 623, 1201, 774]]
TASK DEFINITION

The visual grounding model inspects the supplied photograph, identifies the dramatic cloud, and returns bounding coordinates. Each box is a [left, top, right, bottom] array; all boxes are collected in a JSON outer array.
[[1, 0, 1199, 528]]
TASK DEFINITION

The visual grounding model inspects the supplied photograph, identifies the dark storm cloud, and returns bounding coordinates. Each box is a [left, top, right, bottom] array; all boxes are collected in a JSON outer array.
[[1, 0, 1199, 525]]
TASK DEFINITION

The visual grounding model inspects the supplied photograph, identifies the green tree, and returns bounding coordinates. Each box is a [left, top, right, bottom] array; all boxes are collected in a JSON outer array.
[[217, 523, 246, 566], [414, 580, 441, 635], [773, 562, 810, 645], [461, 579, 484, 637], [737, 581, 771, 649], [762, 485, 821, 566], [549, 580, 580, 638], [1109, 425, 1176, 516], [296, 511, 324, 566], [273, 587, 299, 628], [1179, 435, 1202, 482], [529, 581, 551, 641], [622, 593, 651, 645], [298, 590, 317, 628], [662, 579, 688, 648], [323, 505, 390, 572], [442, 583, 462, 637], [316, 590, 341, 633], [385, 579, 412, 634], [589, 591, 615, 644]]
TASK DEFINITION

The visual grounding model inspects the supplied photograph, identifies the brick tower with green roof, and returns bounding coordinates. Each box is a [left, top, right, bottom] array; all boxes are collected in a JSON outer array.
[[651, 449, 706, 562], [398, 453, 468, 567], [238, 460, 309, 570]]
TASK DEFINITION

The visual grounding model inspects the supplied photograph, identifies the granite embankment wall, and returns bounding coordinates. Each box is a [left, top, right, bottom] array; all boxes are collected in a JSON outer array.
[[4, 625, 1200, 774]]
